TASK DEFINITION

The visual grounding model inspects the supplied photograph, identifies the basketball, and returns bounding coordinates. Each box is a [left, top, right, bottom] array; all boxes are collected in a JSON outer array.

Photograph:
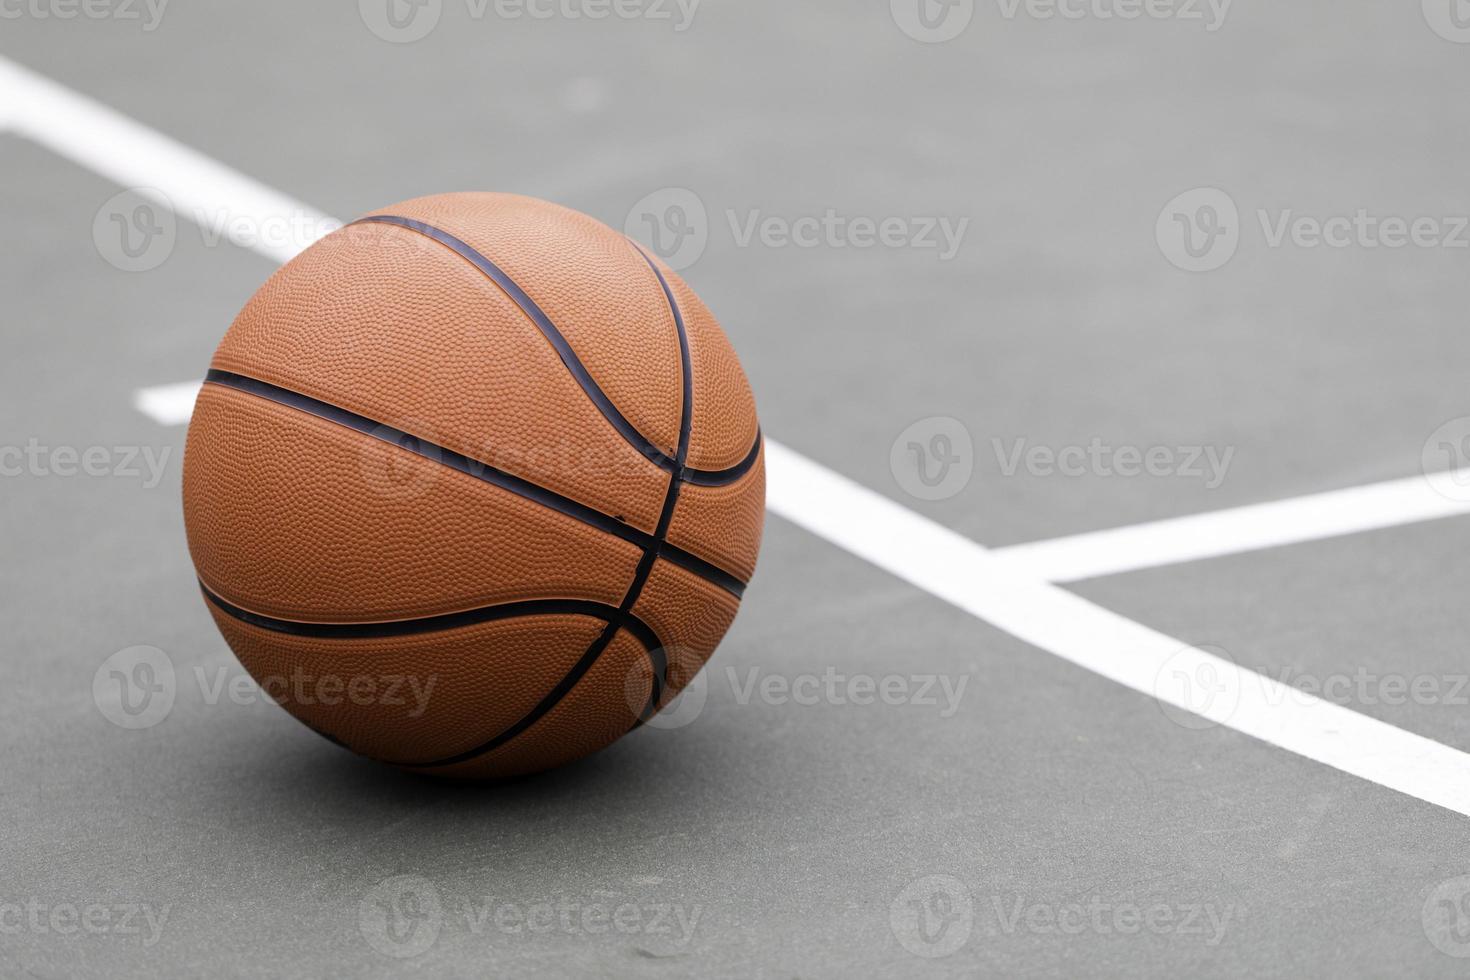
[[181, 192, 764, 779]]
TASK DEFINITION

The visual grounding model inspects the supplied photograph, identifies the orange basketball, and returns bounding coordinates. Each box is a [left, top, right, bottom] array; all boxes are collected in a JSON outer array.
[[181, 193, 764, 779]]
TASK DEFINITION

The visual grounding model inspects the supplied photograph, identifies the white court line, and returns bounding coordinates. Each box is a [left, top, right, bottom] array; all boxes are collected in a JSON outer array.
[[12, 54, 1470, 818], [0, 57, 332, 264], [134, 380, 206, 426], [766, 444, 1470, 817], [989, 474, 1470, 583]]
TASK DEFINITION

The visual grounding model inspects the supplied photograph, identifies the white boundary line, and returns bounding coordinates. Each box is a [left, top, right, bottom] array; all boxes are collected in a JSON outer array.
[[0, 57, 331, 264], [989, 473, 1470, 583], [766, 444, 1470, 817], [134, 380, 206, 426], [13, 54, 1470, 818]]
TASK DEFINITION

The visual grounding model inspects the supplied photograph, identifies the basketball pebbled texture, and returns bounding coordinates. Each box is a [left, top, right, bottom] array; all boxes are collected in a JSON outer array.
[[182, 192, 764, 779]]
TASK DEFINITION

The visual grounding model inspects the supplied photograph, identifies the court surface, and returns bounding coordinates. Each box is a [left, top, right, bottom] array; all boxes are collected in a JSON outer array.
[[4, 2, 1470, 977]]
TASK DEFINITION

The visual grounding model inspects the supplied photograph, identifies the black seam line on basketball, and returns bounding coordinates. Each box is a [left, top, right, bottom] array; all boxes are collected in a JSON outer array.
[[682, 430, 763, 487], [412, 621, 666, 769], [426, 621, 622, 768], [202, 584, 667, 770], [475, 238, 699, 764], [633, 241, 694, 471], [199, 582, 662, 650], [613, 242, 696, 618], [611, 242, 697, 733], [623, 235, 762, 490], [201, 370, 745, 599], [353, 214, 680, 472], [402, 239, 694, 767], [347, 219, 754, 489]]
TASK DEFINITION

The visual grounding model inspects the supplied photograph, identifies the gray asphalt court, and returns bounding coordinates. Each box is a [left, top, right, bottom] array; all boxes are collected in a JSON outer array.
[[4, 1, 1470, 977]]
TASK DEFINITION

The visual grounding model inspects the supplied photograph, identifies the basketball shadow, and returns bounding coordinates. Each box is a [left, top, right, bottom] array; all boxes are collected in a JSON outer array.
[[286, 734, 643, 804], [189, 716, 739, 881]]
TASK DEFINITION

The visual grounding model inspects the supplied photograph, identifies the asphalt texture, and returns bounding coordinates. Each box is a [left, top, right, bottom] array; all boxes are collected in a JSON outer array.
[[3, 1, 1470, 977]]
